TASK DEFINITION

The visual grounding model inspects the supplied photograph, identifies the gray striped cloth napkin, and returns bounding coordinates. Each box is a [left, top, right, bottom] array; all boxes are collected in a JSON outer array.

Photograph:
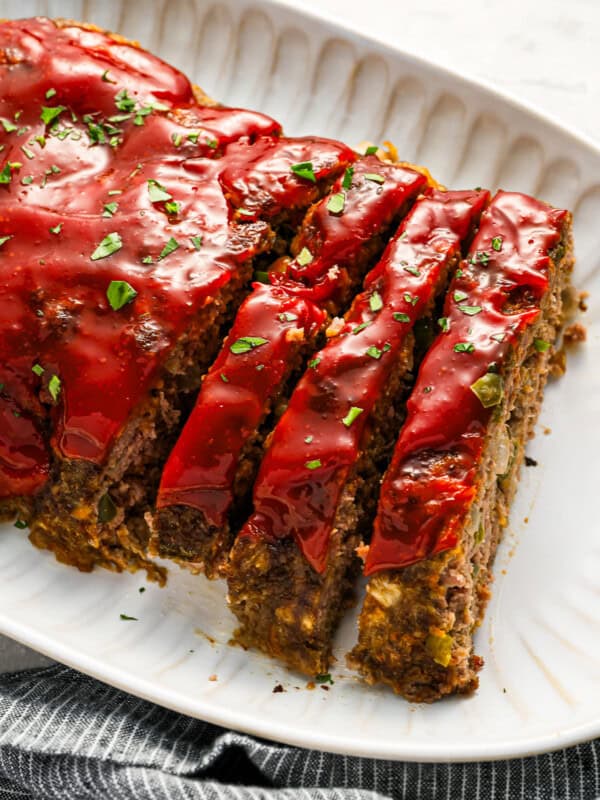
[[0, 666, 598, 800]]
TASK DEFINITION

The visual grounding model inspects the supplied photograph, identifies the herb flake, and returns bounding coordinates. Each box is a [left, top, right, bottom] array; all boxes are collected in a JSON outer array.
[[107, 280, 137, 311], [342, 406, 363, 427], [230, 336, 268, 355], [91, 232, 122, 261], [290, 161, 316, 183]]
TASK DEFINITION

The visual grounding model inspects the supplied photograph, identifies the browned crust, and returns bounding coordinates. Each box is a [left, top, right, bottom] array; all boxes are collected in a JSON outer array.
[[347, 220, 575, 702]]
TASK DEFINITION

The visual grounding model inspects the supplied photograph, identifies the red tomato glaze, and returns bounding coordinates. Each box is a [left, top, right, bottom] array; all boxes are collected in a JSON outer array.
[[240, 189, 489, 573], [0, 18, 350, 498], [365, 190, 567, 574]]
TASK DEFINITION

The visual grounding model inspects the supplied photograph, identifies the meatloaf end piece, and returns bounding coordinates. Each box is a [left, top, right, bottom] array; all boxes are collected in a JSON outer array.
[[348, 190, 575, 701]]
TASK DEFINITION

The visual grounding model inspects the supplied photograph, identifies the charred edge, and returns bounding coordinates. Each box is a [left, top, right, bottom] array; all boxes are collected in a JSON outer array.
[[347, 219, 574, 702]]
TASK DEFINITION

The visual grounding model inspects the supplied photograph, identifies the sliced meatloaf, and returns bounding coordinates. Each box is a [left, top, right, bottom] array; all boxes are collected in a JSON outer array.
[[152, 159, 427, 577], [227, 188, 489, 676], [0, 17, 353, 580], [348, 190, 574, 702]]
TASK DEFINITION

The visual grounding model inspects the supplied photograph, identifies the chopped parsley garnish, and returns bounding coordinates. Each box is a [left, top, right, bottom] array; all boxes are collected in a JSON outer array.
[[308, 357, 321, 369], [364, 145, 378, 155], [534, 338, 551, 352], [491, 236, 503, 252], [147, 179, 172, 203], [48, 374, 61, 402], [106, 280, 137, 311], [342, 166, 354, 190], [103, 202, 118, 217], [187, 132, 199, 144], [40, 105, 66, 126], [393, 312, 410, 323], [191, 236, 203, 250], [206, 137, 218, 149], [454, 342, 475, 353], [220, 373, 229, 383], [369, 291, 383, 312], [364, 172, 385, 184], [342, 406, 363, 427], [403, 292, 418, 306], [101, 70, 116, 83], [21, 176, 34, 185], [455, 269, 463, 278], [45, 88, 57, 99], [238, 208, 254, 216], [315, 673, 334, 684], [32, 364, 44, 377], [403, 265, 421, 277], [457, 304, 482, 316], [290, 161, 316, 182], [326, 192, 345, 214], [119, 613, 138, 621], [278, 312, 298, 323], [158, 237, 179, 260], [171, 132, 183, 148], [304, 435, 313, 444], [108, 190, 122, 196], [91, 232, 122, 261], [305, 459, 322, 470], [14, 519, 28, 530], [0, 118, 17, 133], [437, 317, 450, 332], [254, 270, 269, 283], [352, 321, 371, 335], [490, 332, 506, 343], [49, 223, 62, 235], [366, 345, 383, 359], [230, 336, 268, 354], [471, 250, 490, 266], [256, 364, 265, 371], [453, 290, 468, 303], [142, 255, 153, 265], [0, 235, 13, 248], [20, 145, 34, 160], [114, 89, 136, 113], [297, 246, 313, 266], [164, 200, 181, 215], [470, 373, 504, 407], [423, 385, 433, 393], [0, 163, 14, 184]]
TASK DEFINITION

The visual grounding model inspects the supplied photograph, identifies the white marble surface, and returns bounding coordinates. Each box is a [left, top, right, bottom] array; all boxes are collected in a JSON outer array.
[[1, 0, 598, 675]]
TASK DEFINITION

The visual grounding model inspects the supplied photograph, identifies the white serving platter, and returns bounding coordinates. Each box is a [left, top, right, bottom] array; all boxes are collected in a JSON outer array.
[[1, 0, 599, 763]]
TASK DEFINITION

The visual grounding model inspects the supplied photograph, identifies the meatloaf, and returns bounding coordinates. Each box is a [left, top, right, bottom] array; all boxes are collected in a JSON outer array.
[[0, 17, 354, 579], [152, 158, 426, 577], [347, 190, 575, 701], [227, 188, 488, 676]]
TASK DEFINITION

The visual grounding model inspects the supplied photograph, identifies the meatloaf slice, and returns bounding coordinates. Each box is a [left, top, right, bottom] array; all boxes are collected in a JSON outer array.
[[348, 190, 575, 702], [152, 159, 427, 577], [227, 188, 488, 676]]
